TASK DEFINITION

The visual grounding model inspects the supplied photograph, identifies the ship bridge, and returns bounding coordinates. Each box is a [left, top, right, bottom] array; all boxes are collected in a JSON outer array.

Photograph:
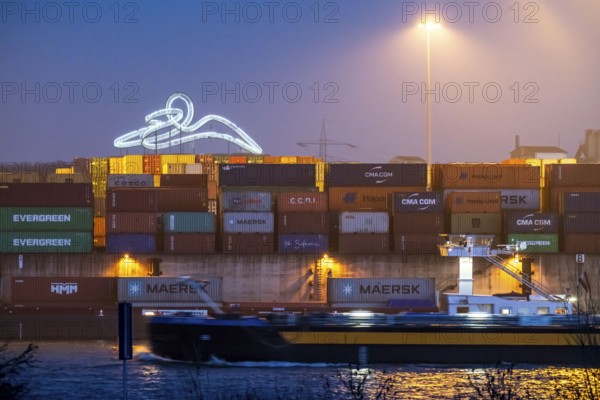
[[438, 235, 567, 308]]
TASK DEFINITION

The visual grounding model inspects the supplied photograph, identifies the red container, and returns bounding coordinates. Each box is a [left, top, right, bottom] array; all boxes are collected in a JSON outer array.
[[338, 234, 389, 253], [562, 234, 600, 254], [277, 212, 329, 234], [106, 212, 157, 233], [160, 174, 208, 187], [392, 213, 445, 234], [163, 233, 216, 254], [11, 277, 117, 306], [106, 188, 208, 212], [276, 192, 328, 212], [106, 189, 157, 212], [433, 164, 540, 189], [446, 191, 501, 213], [222, 233, 275, 254], [547, 164, 600, 187], [0, 183, 93, 207], [156, 188, 208, 211], [393, 233, 441, 254]]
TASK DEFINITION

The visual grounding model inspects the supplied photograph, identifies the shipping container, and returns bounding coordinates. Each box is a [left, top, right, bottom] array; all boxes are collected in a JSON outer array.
[[450, 213, 502, 234], [339, 212, 389, 234], [393, 233, 441, 254], [0, 173, 40, 183], [46, 173, 90, 184], [562, 234, 600, 254], [547, 187, 599, 211], [160, 174, 208, 187], [433, 164, 540, 189], [222, 233, 275, 253], [106, 189, 156, 212], [277, 212, 329, 234], [327, 278, 435, 303], [94, 236, 106, 248], [392, 192, 444, 213], [504, 212, 559, 234], [94, 217, 105, 237], [143, 155, 161, 175], [207, 181, 218, 200], [106, 188, 208, 212], [547, 164, 600, 187], [446, 192, 501, 213], [94, 197, 106, 217], [118, 277, 222, 303], [0, 183, 93, 207], [338, 234, 389, 253], [105, 233, 156, 254], [443, 189, 541, 211], [162, 163, 186, 174], [11, 277, 117, 306], [563, 213, 600, 234], [107, 174, 154, 188], [73, 157, 90, 176], [506, 234, 559, 253], [0, 207, 93, 231], [326, 164, 426, 187], [0, 231, 92, 253], [163, 212, 215, 233], [221, 192, 272, 212], [328, 187, 424, 211], [163, 233, 216, 254], [392, 213, 444, 234], [278, 234, 328, 253], [220, 185, 319, 193], [560, 192, 600, 213], [222, 212, 274, 233], [106, 212, 157, 233], [219, 164, 316, 187], [122, 155, 144, 174], [276, 192, 327, 212], [109, 157, 124, 174], [185, 164, 203, 174]]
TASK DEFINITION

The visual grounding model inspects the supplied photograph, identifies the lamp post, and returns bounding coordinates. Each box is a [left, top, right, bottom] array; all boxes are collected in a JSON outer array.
[[419, 20, 440, 191]]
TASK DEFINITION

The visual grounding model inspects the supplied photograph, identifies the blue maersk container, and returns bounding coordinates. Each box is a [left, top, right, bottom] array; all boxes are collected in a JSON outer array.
[[106, 233, 156, 253], [278, 234, 328, 253]]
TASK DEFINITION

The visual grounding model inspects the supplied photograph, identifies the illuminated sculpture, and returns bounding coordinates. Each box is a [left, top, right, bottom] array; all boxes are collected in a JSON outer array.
[[114, 92, 263, 154]]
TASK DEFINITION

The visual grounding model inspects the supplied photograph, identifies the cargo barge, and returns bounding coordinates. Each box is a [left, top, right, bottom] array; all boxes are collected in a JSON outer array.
[[148, 310, 600, 365]]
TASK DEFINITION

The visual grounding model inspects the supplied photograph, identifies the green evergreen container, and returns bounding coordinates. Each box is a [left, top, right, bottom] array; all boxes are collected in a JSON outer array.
[[163, 212, 215, 233], [507, 234, 559, 253], [0, 232, 93, 253], [0, 207, 93, 231]]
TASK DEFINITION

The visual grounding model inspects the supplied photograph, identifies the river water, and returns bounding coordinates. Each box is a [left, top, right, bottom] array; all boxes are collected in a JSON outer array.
[[9, 341, 592, 399]]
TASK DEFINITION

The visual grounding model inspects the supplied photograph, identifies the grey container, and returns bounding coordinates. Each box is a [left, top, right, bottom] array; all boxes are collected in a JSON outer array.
[[339, 212, 389, 233], [326, 164, 426, 187], [563, 213, 600, 233], [221, 192, 272, 212], [393, 192, 444, 213], [107, 174, 154, 188], [560, 192, 600, 213], [117, 277, 223, 304], [222, 212, 275, 233], [327, 277, 435, 303]]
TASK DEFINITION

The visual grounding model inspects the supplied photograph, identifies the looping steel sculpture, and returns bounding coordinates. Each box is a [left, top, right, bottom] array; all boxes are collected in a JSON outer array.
[[114, 92, 263, 154]]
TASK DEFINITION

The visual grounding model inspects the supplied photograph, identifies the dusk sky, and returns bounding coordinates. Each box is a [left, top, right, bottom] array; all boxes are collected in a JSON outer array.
[[1, 0, 599, 163]]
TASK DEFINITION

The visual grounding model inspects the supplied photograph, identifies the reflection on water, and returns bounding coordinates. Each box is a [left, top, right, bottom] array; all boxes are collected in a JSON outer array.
[[10, 341, 597, 399]]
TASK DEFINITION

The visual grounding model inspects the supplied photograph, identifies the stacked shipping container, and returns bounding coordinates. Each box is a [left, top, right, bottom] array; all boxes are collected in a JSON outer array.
[[504, 211, 559, 253], [276, 192, 328, 254], [561, 192, 600, 253], [326, 164, 427, 253], [221, 192, 275, 253], [0, 184, 93, 253], [392, 192, 444, 254]]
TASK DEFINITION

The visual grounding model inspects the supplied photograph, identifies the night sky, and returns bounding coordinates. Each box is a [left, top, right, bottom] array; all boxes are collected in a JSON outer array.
[[1, 0, 599, 163]]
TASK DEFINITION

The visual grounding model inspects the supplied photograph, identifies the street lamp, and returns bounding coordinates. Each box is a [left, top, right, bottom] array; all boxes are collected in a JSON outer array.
[[419, 19, 440, 191]]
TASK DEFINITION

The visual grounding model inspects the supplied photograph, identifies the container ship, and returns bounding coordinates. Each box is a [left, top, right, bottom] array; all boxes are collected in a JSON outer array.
[[1, 153, 600, 346]]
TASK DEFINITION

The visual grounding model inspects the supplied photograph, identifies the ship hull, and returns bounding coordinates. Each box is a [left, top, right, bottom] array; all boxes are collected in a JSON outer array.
[[148, 315, 600, 365]]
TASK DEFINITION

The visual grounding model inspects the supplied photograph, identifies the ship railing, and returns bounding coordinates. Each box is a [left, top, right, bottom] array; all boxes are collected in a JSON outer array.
[[484, 254, 559, 302]]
